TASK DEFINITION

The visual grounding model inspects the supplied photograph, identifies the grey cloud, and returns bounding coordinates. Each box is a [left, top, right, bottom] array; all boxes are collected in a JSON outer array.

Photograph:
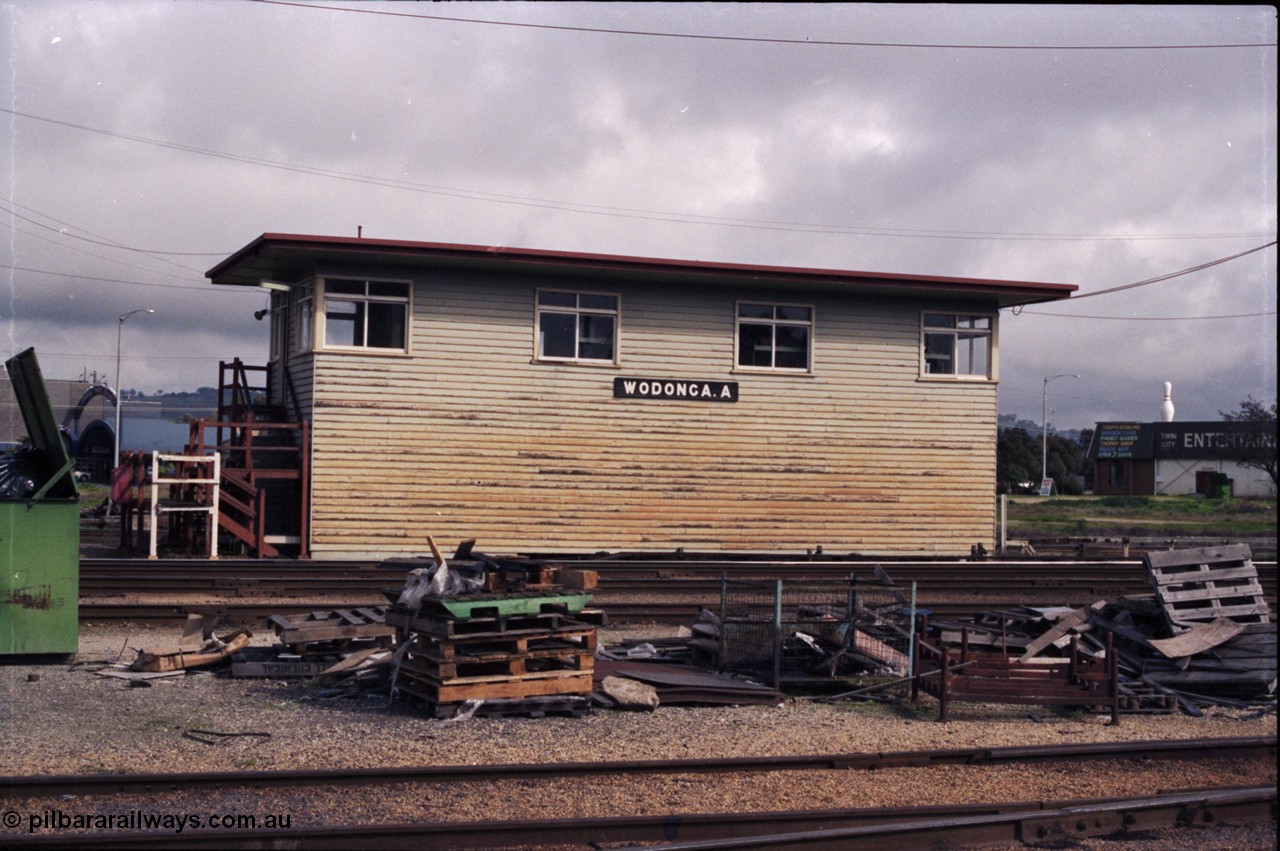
[[1, 2, 1274, 425]]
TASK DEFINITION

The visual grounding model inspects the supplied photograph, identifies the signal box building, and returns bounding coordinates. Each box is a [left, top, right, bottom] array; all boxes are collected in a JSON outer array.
[[205, 233, 1075, 559]]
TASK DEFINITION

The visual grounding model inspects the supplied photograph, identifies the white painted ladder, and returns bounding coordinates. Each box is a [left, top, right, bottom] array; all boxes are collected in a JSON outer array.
[[149, 453, 220, 560]]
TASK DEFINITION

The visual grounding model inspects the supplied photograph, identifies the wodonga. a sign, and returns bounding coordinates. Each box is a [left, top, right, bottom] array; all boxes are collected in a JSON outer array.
[[613, 377, 739, 402]]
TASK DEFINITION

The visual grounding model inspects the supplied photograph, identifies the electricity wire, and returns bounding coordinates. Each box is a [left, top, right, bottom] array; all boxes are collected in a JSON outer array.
[[254, 1, 1277, 50], [2, 108, 1271, 246]]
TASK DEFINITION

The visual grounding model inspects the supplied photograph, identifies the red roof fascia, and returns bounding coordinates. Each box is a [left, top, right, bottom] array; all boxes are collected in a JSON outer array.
[[207, 232, 1077, 298]]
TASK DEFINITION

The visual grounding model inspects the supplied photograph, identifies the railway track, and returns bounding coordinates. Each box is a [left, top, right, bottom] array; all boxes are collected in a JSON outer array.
[[78, 556, 1277, 625], [3, 737, 1273, 849]]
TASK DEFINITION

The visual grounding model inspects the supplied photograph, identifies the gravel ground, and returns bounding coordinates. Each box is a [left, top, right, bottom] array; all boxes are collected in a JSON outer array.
[[1, 621, 1275, 849]]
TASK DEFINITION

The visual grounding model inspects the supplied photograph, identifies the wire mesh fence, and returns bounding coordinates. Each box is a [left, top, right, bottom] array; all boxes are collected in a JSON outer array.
[[716, 575, 916, 686]]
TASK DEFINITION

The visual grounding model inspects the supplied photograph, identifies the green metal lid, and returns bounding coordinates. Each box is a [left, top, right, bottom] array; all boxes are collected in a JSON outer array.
[[4, 348, 77, 500]]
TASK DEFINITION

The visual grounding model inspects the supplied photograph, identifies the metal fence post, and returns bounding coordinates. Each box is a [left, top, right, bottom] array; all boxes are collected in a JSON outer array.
[[718, 573, 727, 673], [773, 578, 783, 689], [907, 580, 918, 678]]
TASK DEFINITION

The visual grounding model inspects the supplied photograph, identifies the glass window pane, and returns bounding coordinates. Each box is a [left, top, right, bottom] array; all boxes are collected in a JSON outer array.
[[957, 315, 990, 330], [327, 279, 365, 296], [298, 300, 313, 351], [956, 332, 989, 376], [774, 326, 809, 369], [369, 281, 409, 298], [538, 291, 576, 307], [578, 294, 617, 311], [738, 303, 773, 319], [776, 306, 811, 322], [577, 314, 615, 360], [924, 332, 954, 374], [737, 323, 774, 367], [325, 299, 364, 347], [539, 312, 576, 358], [367, 302, 407, 349], [924, 313, 955, 329]]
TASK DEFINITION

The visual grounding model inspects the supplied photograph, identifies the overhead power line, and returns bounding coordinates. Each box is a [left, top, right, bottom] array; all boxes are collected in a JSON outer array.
[[0, 263, 257, 294], [0, 198, 224, 259], [1010, 241, 1278, 316], [254, 1, 1277, 50], [1067, 241, 1278, 301], [2, 107, 1272, 245], [1020, 310, 1276, 321]]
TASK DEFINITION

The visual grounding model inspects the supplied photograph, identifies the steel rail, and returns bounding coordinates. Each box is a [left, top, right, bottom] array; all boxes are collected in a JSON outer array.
[[79, 557, 1277, 589], [74, 556, 1276, 624], [3, 786, 1274, 849], [617, 786, 1278, 851], [3, 736, 1272, 799], [72, 596, 1268, 625]]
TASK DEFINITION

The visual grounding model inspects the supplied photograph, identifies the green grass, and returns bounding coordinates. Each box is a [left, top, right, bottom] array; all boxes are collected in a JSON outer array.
[[79, 482, 110, 508], [1006, 495, 1277, 539]]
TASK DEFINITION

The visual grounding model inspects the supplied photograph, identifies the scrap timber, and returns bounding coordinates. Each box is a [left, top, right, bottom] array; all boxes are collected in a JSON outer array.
[[268, 607, 394, 652], [388, 608, 596, 703], [381, 540, 602, 718], [912, 545, 1275, 719], [1145, 543, 1271, 632]]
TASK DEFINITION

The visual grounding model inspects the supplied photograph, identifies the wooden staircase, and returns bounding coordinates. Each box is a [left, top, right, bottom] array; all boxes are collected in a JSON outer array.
[[180, 359, 310, 559]]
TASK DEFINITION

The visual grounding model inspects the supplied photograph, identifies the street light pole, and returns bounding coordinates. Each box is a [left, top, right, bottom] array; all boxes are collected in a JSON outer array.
[[113, 308, 156, 471], [1041, 373, 1080, 493]]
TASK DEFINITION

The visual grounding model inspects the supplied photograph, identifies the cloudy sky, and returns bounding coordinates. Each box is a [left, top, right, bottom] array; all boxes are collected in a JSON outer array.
[[2, 2, 1275, 432]]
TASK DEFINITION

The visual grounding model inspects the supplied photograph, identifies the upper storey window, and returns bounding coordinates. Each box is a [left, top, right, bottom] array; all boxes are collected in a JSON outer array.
[[536, 290, 619, 363], [320, 278, 410, 352], [736, 302, 812, 372], [922, 313, 995, 379]]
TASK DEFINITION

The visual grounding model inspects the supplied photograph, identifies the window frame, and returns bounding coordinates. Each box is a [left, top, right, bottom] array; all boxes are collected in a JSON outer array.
[[269, 299, 287, 361], [733, 300, 815, 374], [919, 311, 998, 381], [316, 276, 412, 354], [533, 288, 621, 366], [296, 291, 314, 353]]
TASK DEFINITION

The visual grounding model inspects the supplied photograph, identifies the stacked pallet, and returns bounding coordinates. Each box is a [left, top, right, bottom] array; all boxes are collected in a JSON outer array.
[[386, 605, 597, 718], [1144, 543, 1271, 633], [268, 607, 396, 653], [230, 607, 395, 681]]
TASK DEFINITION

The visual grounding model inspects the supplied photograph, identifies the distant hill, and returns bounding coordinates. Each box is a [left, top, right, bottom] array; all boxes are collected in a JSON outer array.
[[129, 387, 220, 423], [999, 413, 1086, 445]]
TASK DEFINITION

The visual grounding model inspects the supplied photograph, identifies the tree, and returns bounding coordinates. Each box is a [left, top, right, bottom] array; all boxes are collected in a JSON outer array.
[[996, 426, 1088, 494], [1220, 396, 1278, 488], [997, 427, 1039, 493]]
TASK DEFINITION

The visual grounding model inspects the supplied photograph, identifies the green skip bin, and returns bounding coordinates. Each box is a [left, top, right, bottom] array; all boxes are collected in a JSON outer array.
[[1, 348, 80, 657]]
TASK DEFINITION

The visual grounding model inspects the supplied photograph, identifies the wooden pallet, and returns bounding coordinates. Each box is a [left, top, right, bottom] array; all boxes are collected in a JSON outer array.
[[269, 607, 395, 650], [394, 667, 594, 704], [386, 608, 588, 638], [1144, 545, 1271, 633], [401, 652, 594, 682], [1111, 678, 1179, 714], [407, 627, 596, 664]]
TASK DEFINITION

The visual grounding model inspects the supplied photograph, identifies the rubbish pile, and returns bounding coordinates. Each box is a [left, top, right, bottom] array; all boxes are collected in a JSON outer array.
[[92, 613, 253, 683], [382, 538, 602, 718], [915, 544, 1275, 718], [235, 608, 396, 685], [93, 540, 1271, 723]]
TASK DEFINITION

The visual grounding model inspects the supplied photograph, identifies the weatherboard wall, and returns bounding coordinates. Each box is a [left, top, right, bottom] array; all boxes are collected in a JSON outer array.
[[285, 269, 999, 558]]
